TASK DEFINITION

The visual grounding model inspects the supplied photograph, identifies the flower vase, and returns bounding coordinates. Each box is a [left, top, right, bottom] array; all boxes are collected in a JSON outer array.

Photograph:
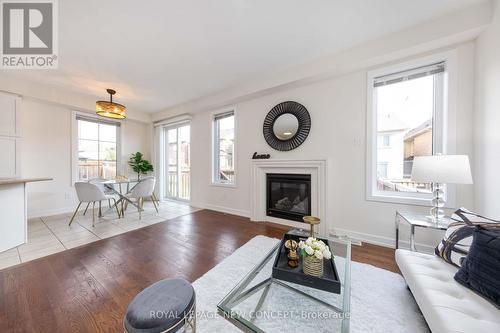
[[303, 255, 324, 277]]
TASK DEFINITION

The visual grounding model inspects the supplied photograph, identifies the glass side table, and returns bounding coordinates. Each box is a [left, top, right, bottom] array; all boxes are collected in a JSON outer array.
[[395, 211, 452, 251]]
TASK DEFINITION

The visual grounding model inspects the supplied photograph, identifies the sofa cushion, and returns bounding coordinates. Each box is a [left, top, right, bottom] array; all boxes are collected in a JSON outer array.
[[435, 208, 499, 267], [454, 227, 500, 307], [396, 249, 500, 333]]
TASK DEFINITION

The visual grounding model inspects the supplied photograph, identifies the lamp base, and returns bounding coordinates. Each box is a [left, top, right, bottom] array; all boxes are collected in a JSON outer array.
[[429, 183, 445, 223]]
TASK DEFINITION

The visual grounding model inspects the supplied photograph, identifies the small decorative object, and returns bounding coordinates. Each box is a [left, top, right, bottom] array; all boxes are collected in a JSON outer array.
[[285, 239, 299, 268], [299, 237, 332, 277], [96, 88, 126, 119], [303, 216, 321, 237], [252, 152, 271, 159], [128, 152, 154, 180], [411, 155, 473, 222], [263, 101, 311, 151]]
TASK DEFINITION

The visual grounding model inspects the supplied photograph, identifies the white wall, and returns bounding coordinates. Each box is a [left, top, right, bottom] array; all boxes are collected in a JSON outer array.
[[189, 43, 476, 249], [19, 98, 152, 218], [474, 0, 500, 219]]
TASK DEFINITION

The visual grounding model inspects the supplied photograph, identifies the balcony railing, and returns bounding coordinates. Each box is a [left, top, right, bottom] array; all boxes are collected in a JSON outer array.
[[168, 170, 190, 200]]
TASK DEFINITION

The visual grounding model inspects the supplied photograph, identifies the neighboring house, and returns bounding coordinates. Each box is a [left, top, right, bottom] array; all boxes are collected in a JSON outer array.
[[377, 113, 408, 181], [403, 119, 432, 177]]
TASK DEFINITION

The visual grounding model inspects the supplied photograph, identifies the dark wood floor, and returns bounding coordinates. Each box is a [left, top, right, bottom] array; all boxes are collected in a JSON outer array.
[[0, 210, 397, 332]]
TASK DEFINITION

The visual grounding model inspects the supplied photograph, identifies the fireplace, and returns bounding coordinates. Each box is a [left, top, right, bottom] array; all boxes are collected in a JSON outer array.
[[266, 173, 311, 222]]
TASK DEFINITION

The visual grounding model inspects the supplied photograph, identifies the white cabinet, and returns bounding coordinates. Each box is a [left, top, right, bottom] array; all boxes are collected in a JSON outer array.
[[0, 92, 19, 136], [0, 92, 21, 178], [0, 137, 19, 177]]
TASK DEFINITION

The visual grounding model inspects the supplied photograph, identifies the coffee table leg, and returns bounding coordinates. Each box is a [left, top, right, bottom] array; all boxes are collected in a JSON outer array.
[[410, 225, 416, 251]]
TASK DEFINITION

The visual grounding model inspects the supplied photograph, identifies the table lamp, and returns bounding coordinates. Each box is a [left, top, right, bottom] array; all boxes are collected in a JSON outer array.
[[411, 155, 472, 221]]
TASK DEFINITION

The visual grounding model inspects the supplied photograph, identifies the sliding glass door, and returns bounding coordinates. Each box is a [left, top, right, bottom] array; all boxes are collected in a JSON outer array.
[[164, 124, 190, 201]]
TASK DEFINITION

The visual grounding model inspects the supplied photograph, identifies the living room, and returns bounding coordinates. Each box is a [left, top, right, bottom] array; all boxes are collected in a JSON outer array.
[[0, 0, 498, 332]]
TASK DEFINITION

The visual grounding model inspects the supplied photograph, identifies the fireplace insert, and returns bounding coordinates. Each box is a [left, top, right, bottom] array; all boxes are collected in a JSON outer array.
[[266, 173, 311, 222]]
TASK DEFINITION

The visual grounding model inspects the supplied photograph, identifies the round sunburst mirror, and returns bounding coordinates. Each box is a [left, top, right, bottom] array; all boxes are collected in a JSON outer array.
[[263, 101, 311, 151]]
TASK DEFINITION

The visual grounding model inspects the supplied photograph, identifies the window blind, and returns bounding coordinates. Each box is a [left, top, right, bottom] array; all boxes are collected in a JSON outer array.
[[76, 115, 121, 126], [214, 110, 234, 121], [373, 62, 445, 88]]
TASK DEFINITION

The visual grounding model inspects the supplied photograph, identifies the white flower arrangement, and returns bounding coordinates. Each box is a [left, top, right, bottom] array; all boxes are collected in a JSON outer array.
[[298, 237, 332, 260]]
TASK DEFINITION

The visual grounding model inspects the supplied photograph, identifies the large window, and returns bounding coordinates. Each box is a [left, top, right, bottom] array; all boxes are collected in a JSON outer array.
[[367, 60, 447, 204], [76, 116, 120, 181], [213, 111, 235, 185]]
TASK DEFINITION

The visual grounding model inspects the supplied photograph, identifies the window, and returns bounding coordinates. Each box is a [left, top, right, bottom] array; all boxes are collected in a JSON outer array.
[[76, 116, 120, 181], [377, 162, 388, 178], [213, 111, 235, 185], [378, 134, 391, 147], [367, 60, 448, 204]]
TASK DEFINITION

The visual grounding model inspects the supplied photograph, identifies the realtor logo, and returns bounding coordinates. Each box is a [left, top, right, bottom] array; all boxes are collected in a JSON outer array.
[[1, 0, 58, 68]]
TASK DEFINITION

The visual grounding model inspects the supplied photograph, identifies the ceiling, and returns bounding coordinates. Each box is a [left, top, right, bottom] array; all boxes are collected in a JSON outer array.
[[5, 0, 487, 113]]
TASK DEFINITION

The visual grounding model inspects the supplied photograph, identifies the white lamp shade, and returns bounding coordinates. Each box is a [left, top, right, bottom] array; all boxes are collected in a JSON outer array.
[[411, 155, 473, 184]]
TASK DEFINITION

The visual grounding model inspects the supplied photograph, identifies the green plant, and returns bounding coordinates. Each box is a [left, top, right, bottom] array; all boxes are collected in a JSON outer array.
[[128, 152, 154, 180]]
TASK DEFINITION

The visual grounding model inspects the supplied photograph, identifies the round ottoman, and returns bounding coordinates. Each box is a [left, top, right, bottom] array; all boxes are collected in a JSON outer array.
[[124, 278, 196, 333]]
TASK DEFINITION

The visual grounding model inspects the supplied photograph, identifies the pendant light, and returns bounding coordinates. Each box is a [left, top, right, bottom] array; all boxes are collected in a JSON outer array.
[[96, 89, 126, 119]]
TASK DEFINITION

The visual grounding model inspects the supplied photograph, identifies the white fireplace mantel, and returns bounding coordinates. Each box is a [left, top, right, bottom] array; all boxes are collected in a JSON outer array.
[[250, 159, 327, 234]]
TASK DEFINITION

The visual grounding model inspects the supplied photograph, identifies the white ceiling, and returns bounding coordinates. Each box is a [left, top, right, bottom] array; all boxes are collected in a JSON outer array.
[[5, 0, 487, 113]]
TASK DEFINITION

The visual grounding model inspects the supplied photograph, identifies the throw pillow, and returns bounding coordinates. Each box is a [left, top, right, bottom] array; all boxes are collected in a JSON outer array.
[[435, 208, 499, 267], [454, 227, 500, 307]]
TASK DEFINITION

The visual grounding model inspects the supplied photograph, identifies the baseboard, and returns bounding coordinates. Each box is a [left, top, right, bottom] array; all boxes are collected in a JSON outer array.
[[332, 227, 435, 254], [190, 202, 250, 218]]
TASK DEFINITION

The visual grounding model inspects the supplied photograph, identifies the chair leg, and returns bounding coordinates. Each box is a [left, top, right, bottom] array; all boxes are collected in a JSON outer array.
[[152, 192, 159, 204], [113, 198, 121, 219], [108, 199, 111, 208], [99, 201, 102, 217], [92, 201, 96, 227], [69, 202, 82, 226], [138, 198, 142, 220], [83, 202, 90, 216], [151, 196, 159, 213]]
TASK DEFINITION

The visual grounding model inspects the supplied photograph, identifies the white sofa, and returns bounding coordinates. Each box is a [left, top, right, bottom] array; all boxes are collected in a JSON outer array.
[[395, 249, 500, 333]]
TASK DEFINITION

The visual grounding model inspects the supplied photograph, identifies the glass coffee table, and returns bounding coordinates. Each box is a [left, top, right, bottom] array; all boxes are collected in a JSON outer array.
[[218, 229, 352, 333]]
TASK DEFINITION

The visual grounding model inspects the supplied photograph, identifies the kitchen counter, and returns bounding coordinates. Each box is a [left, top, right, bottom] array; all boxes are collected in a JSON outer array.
[[0, 177, 52, 252], [0, 178, 52, 186]]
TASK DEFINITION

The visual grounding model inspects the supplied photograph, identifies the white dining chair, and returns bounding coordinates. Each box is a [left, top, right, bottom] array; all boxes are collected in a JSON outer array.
[[141, 176, 160, 205], [69, 182, 121, 227], [124, 177, 158, 219], [84, 178, 115, 217]]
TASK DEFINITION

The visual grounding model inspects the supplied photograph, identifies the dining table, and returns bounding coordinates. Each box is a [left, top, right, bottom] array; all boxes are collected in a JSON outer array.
[[101, 178, 142, 216]]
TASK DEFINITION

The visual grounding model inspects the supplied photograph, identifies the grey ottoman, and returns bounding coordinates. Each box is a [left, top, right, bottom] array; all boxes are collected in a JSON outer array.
[[124, 278, 196, 333]]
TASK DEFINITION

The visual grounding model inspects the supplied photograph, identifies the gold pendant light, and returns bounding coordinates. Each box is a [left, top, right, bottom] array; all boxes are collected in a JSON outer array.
[[96, 89, 126, 119]]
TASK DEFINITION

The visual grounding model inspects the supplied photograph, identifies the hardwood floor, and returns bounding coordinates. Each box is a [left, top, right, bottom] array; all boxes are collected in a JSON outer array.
[[0, 209, 397, 332]]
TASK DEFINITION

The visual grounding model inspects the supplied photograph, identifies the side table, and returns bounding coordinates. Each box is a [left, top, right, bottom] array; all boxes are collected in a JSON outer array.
[[395, 211, 451, 251]]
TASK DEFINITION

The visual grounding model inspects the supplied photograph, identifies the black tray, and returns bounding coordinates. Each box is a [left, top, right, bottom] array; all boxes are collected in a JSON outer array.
[[272, 233, 341, 294]]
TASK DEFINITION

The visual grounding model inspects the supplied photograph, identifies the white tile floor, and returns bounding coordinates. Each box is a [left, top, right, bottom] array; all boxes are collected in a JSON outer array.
[[0, 200, 198, 270]]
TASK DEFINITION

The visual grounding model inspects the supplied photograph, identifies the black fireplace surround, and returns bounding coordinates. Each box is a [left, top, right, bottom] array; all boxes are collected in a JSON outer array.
[[266, 173, 311, 222]]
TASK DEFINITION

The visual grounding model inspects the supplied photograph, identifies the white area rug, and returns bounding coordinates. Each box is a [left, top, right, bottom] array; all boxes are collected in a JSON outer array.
[[193, 235, 429, 333]]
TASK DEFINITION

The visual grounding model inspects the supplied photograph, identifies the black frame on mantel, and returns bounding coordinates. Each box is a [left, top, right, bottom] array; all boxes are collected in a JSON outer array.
[[263, 101, 311, 151]]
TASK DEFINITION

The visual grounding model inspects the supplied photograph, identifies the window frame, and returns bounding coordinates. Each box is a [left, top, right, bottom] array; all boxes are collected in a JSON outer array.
[[71, 111, 122, 184], [366, 51, 457, 207], [211, 108, 236, 187]]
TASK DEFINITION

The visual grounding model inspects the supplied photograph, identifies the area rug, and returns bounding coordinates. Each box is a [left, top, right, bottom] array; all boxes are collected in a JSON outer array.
[[193, 235, 429, 333]]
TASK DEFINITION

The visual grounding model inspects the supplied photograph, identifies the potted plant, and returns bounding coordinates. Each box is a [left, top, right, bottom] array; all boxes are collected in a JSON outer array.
[[128, 152, 154, 180], [298, 237, 332, 277]]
